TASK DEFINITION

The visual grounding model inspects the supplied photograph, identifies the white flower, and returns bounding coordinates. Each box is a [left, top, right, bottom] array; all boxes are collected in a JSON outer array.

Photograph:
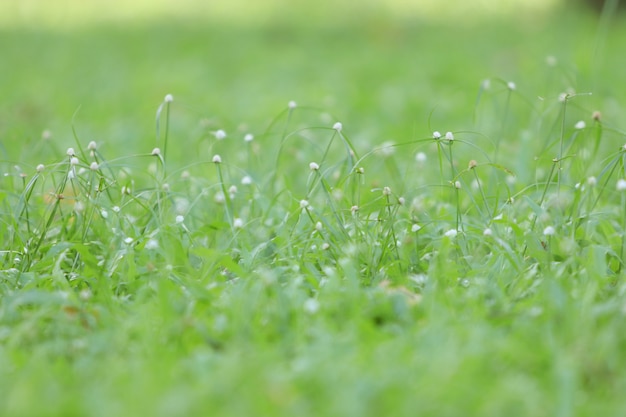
[[351, 205, 359, 213], [333, 122, 343, 131], [398, 197, 405, 205], [574, 120, 586, 130], [444, 229, 458, 238], [445, 131, 454, 141], [309, 162, 320, 171], [244, 133, 254, 142], [88, 141, 97, 150], [70, 157, 79, 166], [382, 186, 392, 196], [288, 100, 297, 109], [145, 239, 159, 250], [432, 131, 442, 139], [124, 237, 134, 244], [66, 147, 75, 156], [543, 226, 555, 236], [321, 242, 330, 250], [454, 181, 461, 189], [164, 94, 174, 103], [228, 185, 238, 196], [303, 298, 320, 314], [300, 199, 309, 209], [483, 228, 493, 236], [100, 209, 108, 219], [315, 221, 323, 231], [215, 130, 226, 140], [411, 224, 421, 232], [559, 92, 568, 102], [151, 148, 161, 156], [36, 164, 45, 172], [233, 218, 244, 229], [214, 191, 225, 204], [175, 215, 185, 224], [112, 206, 121, 213], [507, 81, 516, 91], [241, 175, 252, 185], [587, 176, 597, 186], [90, 162, 99, 171], [415, 152, 427, 163], [617, 179, 626, 191], [212, 154, 222, 164], [482, 79, 491, 90]]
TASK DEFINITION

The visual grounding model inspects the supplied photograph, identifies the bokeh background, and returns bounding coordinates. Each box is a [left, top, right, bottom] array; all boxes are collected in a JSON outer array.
[[1, 0, 624, 164]]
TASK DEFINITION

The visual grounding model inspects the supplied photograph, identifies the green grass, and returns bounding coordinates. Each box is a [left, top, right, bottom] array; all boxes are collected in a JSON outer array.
[[2, 3, 626, 416]]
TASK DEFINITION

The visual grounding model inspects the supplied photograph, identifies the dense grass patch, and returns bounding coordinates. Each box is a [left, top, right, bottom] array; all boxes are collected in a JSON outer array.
[[2, 5, 626, 416]]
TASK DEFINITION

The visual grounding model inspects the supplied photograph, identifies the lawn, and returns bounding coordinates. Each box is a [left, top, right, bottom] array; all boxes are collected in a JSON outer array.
[[1, 1, 626, 416]]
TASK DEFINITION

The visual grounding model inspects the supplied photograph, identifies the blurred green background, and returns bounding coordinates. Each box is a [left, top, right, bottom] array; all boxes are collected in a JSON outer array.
[[0, 0, 623, 165]]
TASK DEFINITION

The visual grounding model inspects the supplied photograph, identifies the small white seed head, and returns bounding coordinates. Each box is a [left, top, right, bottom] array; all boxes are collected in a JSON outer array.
[[90, 162, 99, 171], [575, 120, 586, 130], [543, 226, 555, 236], [164, 94, 174, 103], [66, 147, 75, 156], [241, 175, 252, 185], [445, 131, 454, 141], [36, 164, 45, 172], [617, 179, 626, 191], [382, 186, 392, 196], [151, 148, 161, 156], [432, 131, 442, 140], [309, 162, 320, 171], [288, 100, 297, 109], [244, 133, 254, 142], [175, 215, 185, 224], [300, 199, 309, 209], [233, 218, 244, 229], [507, 81, 516, 91], [215, 130, 226, 140], [88, 141, 97, 150], [212, 154, 222, 164], [333, 122, 343, 131]]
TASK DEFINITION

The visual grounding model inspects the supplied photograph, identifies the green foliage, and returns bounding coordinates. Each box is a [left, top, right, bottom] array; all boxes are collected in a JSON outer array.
[[2, 5, 626, 417]]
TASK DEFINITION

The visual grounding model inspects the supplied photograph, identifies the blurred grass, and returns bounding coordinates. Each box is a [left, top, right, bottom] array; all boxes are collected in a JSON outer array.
[[1, 2, 624, 167]]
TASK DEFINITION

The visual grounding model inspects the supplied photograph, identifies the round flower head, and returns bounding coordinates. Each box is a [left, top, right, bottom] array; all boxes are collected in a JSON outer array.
[[233, 218, 244, 229], [411, 224, 421, 233], [574, 120, 586, 130], [333, 122, 343, 132], [66, 147, 75, 156], [415, 152, 427, 163], [288, 100, 297, 109], [445, 132, 454, 141], [444, 229, 458, 238], [382, 186, 392, 196], [592, 111, 601, 121], [454, 181, 462, 189], [300, 199, 310, 209], [507, 81, 516, 91], [543, 226, 555, 236], [215, 130, 226, 140], [164, 94, 174, 103], [151, 148, 161, 156], [36, 164, 45, 173], [617, 179, 626, 191], [241, 175, 252, 185], [244, 133, 254, 142], [175, 215, 185, 224], [483, 228, 493, 236], [88, 141, 97, 151], [309, 162, 320, 171], [468, 160, 477, 169], [432, 131, 442, 140], [212, 154, 222, 164], [70, 157, 79, 166], [90, 162, 99, 171]]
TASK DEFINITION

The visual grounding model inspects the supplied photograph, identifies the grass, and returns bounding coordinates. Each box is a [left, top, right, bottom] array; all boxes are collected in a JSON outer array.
[[2, 3, 626, 416]]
